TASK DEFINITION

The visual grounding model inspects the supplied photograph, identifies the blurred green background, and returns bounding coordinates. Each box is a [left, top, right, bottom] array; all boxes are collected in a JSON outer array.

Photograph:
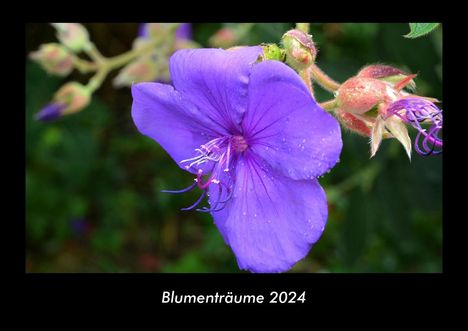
[[25, 23, 442, 272]]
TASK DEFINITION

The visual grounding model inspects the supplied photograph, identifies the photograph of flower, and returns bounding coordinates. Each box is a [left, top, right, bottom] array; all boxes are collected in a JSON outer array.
[[26, 23, 442, 273]]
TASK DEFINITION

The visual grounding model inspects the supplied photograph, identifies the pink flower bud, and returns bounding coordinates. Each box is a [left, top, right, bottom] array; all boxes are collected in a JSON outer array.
[[358, 64, 408, 79], [209, 28, 238, 48], [53, 82, 91, 115], [51, 23, 90, 52], [281, 29, 317, 71], [29, 43, 74, 76], [358, 64, 416, 91], [113, 58, 158, 87], [336, 76, 390, 115]]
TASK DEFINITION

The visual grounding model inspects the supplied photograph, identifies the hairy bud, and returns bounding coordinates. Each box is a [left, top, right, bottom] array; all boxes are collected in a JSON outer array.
[[358, 64, 416, 91], [336, 76, 389, 115], [281, 29, 317, 71]]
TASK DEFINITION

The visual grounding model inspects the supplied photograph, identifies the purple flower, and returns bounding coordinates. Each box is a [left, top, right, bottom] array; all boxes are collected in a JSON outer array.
[[175, 23, 192, 40], [138, 23, 191, 40], [131, 46, 342, 272], [386, 98, 442, 156], [35, 103, 66, 122]]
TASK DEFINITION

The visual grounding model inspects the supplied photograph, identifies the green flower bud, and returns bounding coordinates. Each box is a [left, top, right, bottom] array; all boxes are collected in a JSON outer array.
[[260, 43, 285, 62], [51, 23, 90, 52]]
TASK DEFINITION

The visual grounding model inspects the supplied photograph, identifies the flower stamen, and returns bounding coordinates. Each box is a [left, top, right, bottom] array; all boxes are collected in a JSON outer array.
[[162, 135, 246, 212], [386, 98, 443, 156]]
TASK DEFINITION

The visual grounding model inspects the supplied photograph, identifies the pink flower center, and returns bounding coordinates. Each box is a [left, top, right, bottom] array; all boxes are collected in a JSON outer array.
[[232, 135, 248, 153]]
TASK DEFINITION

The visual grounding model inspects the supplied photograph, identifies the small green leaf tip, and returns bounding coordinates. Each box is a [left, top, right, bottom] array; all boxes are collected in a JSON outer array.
[[404, 23, 440, 39]]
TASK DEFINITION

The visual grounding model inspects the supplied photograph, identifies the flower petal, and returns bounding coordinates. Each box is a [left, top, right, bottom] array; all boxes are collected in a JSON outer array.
[[169, 46, 263, 133], [370, 117, 384, 158], [244, 60, 342, 180], [208, 154, 328, 273], [131, 82, 224, 173], [384, 116, 412, 160]]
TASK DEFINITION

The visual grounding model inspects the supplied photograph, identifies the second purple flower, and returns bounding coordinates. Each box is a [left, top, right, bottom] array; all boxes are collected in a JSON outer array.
[[131, 46, 342, 272]]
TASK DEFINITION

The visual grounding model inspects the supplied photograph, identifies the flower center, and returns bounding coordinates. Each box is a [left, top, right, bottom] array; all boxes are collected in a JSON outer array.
[[232, 135, 248, 153], [162, 135, 247, 213]]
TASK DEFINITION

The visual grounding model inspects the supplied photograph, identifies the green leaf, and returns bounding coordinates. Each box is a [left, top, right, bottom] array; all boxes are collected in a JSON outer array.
[[404, 23, 440, 38]]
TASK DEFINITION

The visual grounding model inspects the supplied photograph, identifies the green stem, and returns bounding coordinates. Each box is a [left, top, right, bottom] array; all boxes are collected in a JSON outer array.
[[84, 42, 106, 64], [105, 39, 159, 69], [84, 36, 165, 93], [320, 99, 339, 111], [72, 56, 98, 73], [299, 69, 314, 99], [87, 66, 109, 93], [310, 63, 341, 92]]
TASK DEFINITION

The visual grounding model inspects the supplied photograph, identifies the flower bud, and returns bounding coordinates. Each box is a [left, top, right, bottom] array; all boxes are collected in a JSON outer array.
[[52, 82, 90, 116], [335, 111, 372, 137], [281, 29, 317, 71], [34, 103, 67, 122], [175, 23, 192, 40], [29, 43, 74, 76], [260, 43, 285, 62], [51, 23, 90, 52], [336, 76, 389, 115], [113, 57, 158, 87], [139, 23, 191, 41], [358, 64, 416, 91], [143, 23, 167, 38], [209, 28, 238, 48], [173, 39, 200, 51], [35, 82, 90, 121]]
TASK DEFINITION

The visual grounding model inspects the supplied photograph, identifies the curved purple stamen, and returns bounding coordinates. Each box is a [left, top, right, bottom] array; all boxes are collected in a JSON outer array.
[[163, 135, 242, 213], [196, 181, 234, 213], [161, 181, 197, 194], [197, 202, 230, 213], [181, 189, 207, 211], [386, 97, 443, 156], [415, 124, 442, 156]]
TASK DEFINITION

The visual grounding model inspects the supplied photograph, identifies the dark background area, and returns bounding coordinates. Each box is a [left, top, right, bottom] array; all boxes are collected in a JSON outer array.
[[25, 23, 442, 272]]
